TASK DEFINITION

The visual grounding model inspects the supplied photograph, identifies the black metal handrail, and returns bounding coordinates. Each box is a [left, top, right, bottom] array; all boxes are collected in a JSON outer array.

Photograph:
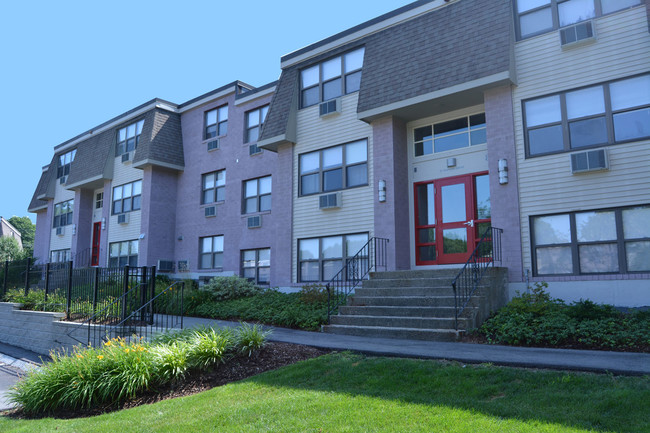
[[451, 226, 503, 330], [326, 237, 389, 323]]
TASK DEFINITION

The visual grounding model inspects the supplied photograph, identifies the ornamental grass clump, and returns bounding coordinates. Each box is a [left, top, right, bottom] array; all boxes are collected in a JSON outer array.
[[149, 342, 190, 382], [235, 322, 271, 357], [187, 327, 235, 368]]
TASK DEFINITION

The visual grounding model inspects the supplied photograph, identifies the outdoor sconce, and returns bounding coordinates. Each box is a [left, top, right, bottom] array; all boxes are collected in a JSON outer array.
[[498, 159, 508, 185], [72, 224, 77, 236], [378, 180, 387, 202], [101, 217, 106, 230]]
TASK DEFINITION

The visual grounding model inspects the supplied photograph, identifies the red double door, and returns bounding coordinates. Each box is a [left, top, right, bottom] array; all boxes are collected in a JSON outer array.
[[91, 222, 101, 267], [414, 173, 491, 265]]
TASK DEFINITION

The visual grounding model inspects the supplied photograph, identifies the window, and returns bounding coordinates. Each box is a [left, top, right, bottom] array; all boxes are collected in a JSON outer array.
[[515, 0, 643, 39], [245, 105, 269, 143], [95, 192, 103, 209], [202, 170, 226, 204], [112, 180, 142, 215], [524, 74, 650, 157], [200, 235, 224, 269], [205, 106, 228, 139], [298, 233, 369, 282], [109, 240, 138, 267], [243, 176, 271, 214], [57, 149, 77, 179], [531, 205, 650, 275], [299, 139, 368, 196], [116, 119, 145, 156], [50, 249, 71, 263], [53, 199, 74, 228], [414, 113, 486, 157], [241, 248, 271, 284], [300, 47, 365, 108]]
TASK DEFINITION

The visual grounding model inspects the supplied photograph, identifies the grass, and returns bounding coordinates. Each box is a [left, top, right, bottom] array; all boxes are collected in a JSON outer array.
[[2, 352, 648, 432]]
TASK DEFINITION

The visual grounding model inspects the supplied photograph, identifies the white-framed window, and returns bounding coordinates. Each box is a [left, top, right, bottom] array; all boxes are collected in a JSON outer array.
[[299, 139, 368, 196], [245, 105, 269, 143], [205, 106, 228, 139], [243, 176, 271, 214], [112, 180, 142, 214], [298, 233, 369, 282], [57, 149, 77, 179], [95, 192, 103, 209], [202, 170, 226, 204], [524, 73, 650, 157], [116, 119, 145, 156], [200, 235, 224, 269], [50, 249, 71, 264], [413, 113, 487, 157], [109, 240, 138, 268], [53, 199, 74, 228], [300, 47, 365, 108], [241, 248, 271, 284]]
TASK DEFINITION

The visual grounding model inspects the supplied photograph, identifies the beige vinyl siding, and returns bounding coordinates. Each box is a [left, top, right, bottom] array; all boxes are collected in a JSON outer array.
[[512, 6, 650, 272], [292, 93, 374, 282], [107, 156, 143, 260], [49, 180, 76, 253]]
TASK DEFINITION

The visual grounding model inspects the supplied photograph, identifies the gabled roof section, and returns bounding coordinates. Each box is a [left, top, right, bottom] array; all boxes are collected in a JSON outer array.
[[28, 165, 53, 212], [133, 109, 184, 171], [65, 127, 116, 188], [258, 69, 299, 151]]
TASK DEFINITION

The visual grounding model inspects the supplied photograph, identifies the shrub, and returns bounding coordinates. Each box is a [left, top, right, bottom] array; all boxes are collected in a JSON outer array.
[[187, 327, 234, 368], [299, 284, 328, 304], [150, 342, 190, 382], [199, 276, 263, 301], [3, 288, 67, 313], [235, 322, 271, 357]]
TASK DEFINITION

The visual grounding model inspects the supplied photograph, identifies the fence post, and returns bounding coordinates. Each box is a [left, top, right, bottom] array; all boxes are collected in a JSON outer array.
[[92, 267, 99, 322], [122, 265, 130, 323], [44, 263, 51, 306], [180, 281, 184, 330], [149, 266, 156, 325], [23, 257, 31, 295], [66, 261, 73, 319], [140, 267, 148, 323], [2, 260, 8, 297]]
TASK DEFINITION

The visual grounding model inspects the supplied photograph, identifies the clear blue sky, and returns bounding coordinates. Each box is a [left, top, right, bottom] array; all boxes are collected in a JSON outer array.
[[0, 0, 409, 222]]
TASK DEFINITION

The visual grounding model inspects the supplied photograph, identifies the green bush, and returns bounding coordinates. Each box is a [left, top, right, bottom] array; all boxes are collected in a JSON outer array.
[[187, 327, 234, 368], [235, 322, 271, 357], [479, 283, 650, 351], [298, 283, 328, 304], [199, 276, 263, 301], [3, 288, 67, 313]]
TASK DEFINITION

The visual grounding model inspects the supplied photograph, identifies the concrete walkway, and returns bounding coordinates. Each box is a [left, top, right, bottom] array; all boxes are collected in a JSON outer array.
[[183, 317, 650, 376], [0, 342, 43, 411]]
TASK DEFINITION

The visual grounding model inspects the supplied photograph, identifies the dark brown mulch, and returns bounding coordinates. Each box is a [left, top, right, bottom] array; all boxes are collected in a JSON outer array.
[[4, 342, 330, 420]]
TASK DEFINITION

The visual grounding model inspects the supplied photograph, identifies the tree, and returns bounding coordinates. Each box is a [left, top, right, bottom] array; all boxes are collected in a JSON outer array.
[[0, 237, 22, 262], [8, 216, 35, 257]]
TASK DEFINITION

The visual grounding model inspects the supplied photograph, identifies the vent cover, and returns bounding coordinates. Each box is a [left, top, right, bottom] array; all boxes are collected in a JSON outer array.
[[207, 139, 219, 151], [117, 213, 130, 225], [560, 20, 595, 47], [249, 144, 261, 155], [121, 152, 130, 163], [157, 260, 174, 273], [571, 149, 608, 173], [59, 176, 67, 185], [319, 192, 342, 209], [319, 98, 341, 117], [247, 215, 262, 228], [204, 206, 216, 218], [177, 260, 189, 272], [56, 226, 65, 236]]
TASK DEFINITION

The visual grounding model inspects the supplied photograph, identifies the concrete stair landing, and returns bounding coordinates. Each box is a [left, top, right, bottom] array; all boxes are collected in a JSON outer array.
[[322, 268, 508, 342]]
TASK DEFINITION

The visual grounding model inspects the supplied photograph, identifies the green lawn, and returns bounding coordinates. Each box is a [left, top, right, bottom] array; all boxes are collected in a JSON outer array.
[[1, 352, 648, 433]]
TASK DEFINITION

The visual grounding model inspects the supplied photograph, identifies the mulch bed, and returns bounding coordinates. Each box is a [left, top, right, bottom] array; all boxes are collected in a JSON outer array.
[[4, 342, 330, 420]]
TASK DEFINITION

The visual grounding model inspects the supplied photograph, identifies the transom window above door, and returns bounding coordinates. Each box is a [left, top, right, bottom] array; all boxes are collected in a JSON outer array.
[[413, 113, 486, 157]]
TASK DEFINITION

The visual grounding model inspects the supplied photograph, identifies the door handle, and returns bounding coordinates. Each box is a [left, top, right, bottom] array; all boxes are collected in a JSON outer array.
[[464, 220, 474, 227]]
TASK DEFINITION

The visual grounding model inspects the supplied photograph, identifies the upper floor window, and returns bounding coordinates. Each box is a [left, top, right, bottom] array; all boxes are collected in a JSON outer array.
[[524, 73, 650, 157], [53, 199, 74, 228], [112, 180, 142, 215], [243, 176, 271, 214], [300, 47, 365, 108], [117, 119, 145, 156], [245, 105, 269, 143], [95, 192, 103, 209], [414, 113, 486, 157], [57, 149, 77, 179], [516, 0, 643, 40], [200, 235, 224, 269], [202, 170, 226, 204], [205, 106, 228, 139], [299, 139, 368, 196], [109, 240, 138, 268]]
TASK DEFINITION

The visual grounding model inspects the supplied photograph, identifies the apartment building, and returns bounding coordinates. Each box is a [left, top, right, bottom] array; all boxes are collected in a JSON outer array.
[[29, 0, 649, 306]]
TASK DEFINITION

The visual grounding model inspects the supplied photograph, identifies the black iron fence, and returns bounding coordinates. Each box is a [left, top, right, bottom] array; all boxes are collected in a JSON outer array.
[[451, 226, 503, 330], [326, 237, 389, 323]]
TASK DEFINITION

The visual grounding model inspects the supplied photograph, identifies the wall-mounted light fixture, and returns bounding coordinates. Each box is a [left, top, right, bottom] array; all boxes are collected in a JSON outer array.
[[378, 180, 387, 202], [101, 217, 106, 230], [72, 224, 77, 236], [498, 159, 508, 185]]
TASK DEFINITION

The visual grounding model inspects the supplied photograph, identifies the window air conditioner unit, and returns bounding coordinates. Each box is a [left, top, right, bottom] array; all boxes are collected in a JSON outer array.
[[207, 139, 219, 151], [319, 192, 342, 209], [249, 144, 261, 155], [571, 149, 609, 174], [56, 226, 65, 236], [59, 176, 67, 185], [177, 260, 189, 272], [247, 215, 262, 229], [157, 260, 175, 273], [121, 152, 131, 163], [204, 206, 216, 217], [117, 213, 130, 225], [319, 98, 341, 117], [560, 20, 595, 48]]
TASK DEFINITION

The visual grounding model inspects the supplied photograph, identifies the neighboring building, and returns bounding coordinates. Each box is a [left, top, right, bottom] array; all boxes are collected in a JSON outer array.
[[0, 217, 23, 249], [29, 0, 650, 307]]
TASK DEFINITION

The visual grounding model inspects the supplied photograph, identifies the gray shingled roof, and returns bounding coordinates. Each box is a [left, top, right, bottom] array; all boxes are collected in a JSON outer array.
[[259, 69, 298, 142], [65, 127, 116, 187], [28, 166, 53, 212], [133, 109, 184, 169]]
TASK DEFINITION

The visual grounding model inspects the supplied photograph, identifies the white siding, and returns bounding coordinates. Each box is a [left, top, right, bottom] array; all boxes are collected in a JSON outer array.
[[512, 7, 650, 272], [49, 180, 75, 254], [292, 93, 374, 282]]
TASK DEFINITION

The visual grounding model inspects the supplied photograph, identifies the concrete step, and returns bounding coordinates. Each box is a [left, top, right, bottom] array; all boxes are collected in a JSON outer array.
[[338, 305, 465, 317], [322, 324, 461, 341], [329, 314, 465, 330], [361, 278, 456, 288], [355, 286, 458, 297], [348, 296, 482, 308], [370, 270, 463, 280]]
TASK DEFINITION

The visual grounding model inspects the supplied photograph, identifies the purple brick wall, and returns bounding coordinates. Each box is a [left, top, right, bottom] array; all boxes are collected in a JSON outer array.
[[140, 166, 178, 267], [33, 208, 51, 264], [372, 117, 410, 270], [72, 189, 94, 260], [484, 85, 524, 283], [176, 92, 292, 286]]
